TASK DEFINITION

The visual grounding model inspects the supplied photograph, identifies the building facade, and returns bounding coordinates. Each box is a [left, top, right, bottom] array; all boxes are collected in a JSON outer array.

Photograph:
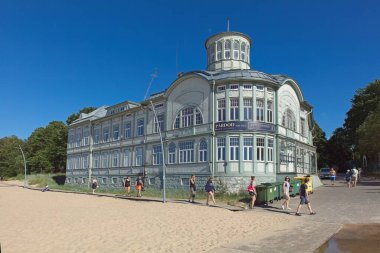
[[66, 31, 317, 192]]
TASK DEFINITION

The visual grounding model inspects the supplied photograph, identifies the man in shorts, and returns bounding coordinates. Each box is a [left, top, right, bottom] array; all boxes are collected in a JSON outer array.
[[295, 177, 316, 216]]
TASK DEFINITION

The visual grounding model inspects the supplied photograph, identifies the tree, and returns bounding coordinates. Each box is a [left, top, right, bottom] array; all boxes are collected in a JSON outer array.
[[325, 128, 352, 172], [357, 103, 380, 168], [66, 107, 97, 125], [312, 121, 328, 168], [0, 136, 25, 177], [26, 121, 67, 173]]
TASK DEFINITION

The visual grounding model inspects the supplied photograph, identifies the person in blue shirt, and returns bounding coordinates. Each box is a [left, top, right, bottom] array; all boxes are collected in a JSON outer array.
[[295, 177, 316, 216], [205, 177, 216, 206]]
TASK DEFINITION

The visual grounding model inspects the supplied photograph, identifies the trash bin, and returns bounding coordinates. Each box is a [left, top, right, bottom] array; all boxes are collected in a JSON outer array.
[[256, 184, 275, 205], [293, 176, 313, 194], [272, 182, 283, 200], [290, 180, 301, 197]]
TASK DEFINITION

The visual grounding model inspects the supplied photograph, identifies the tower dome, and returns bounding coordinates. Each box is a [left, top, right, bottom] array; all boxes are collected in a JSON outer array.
[[205, 31, 252, 71]]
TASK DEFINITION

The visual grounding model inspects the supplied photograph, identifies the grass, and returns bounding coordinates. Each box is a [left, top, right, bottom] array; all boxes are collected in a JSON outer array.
[[6, 173, 252, 206]]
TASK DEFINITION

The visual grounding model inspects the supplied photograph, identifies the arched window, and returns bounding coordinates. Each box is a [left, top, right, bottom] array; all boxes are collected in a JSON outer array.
[[246, 45, 250, 62], [168, 143, 176, 164], [282, 109, 297, 131], [217, 41, 222, 60], [199, 139, 207, 162], [173, 106, 203, 129], [225, 40, 231, 59], [233, 40, 240, 60], [241, 42, 246, 61], [210, 43, 215, 63]]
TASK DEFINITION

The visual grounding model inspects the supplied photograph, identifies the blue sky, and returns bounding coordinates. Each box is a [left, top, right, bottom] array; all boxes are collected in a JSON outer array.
[[1, 0, 379, 140]]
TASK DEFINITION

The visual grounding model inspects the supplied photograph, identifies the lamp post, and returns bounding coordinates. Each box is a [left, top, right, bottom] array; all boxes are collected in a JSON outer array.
[[18, 145, 27, 188], [150, 100, 166, 203]]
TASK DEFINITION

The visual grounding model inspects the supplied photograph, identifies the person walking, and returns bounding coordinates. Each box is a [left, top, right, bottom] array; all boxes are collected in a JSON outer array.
[[329, 168, 336, 186], [247, 176, 257, 209], [205, 177, 216, 206], [345, 169, 352, 188], [295, 177, 316, 216], [281, 176, 291, 210], [189, 175, 196, 203], [351, 167, 359, 187], [124, 176, 131, 196], [135, 175, 143, 197], [91, 179, 98, 194]]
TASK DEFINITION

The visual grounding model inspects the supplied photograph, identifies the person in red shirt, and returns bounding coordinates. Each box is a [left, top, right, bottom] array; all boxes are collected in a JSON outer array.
[[247, 176, 257, 209]]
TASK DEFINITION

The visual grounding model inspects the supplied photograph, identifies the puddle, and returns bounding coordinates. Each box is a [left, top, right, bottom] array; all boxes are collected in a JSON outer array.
[[315, 224, 380, 253]]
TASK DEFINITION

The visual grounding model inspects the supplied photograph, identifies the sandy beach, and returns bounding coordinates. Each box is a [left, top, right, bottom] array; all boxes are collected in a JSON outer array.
[[0, 181, 296, 253]]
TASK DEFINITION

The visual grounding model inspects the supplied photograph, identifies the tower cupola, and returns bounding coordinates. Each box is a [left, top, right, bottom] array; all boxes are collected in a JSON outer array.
[[205, 31, 252, 71]]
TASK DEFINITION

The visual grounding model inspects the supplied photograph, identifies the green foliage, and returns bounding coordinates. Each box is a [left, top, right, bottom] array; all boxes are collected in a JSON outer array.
[[26, 121, 67, 173], [66, 107, 97, 125], [312, 121, 328, 168], [0, 136, 25, 177], [357, 103, 380, 164]]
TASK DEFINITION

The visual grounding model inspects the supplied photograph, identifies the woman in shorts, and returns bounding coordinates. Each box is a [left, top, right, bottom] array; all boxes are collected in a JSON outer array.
[[124, 176, 131, 196], [330, 168, 336, 186], [247, 176, 257, 209], [281, 176, 291, 210]]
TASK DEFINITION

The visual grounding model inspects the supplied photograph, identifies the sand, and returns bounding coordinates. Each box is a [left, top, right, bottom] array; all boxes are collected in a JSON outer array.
[[0, 181, 295, 253]]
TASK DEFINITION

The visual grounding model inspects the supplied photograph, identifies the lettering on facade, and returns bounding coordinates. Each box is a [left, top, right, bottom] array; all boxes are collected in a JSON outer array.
[[215, 121, 275, 132]]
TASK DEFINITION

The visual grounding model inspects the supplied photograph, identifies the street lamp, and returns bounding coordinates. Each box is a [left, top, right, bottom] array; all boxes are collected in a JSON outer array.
[[18, 145, 27, 188], [149, 100, 166, 203]]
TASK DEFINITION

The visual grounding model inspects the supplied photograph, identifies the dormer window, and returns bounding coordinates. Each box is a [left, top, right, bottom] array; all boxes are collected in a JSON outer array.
[[241, 42, 246, 61], [233, 40, 240, 60], [225, 40, 231, 59], [217, 41, 222, 61]]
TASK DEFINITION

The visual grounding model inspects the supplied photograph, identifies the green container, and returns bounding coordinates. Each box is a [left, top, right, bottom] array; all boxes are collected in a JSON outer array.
[[290, 180, 301, 197], [256, 183, 275, 204], [274, 182, 283, 200]]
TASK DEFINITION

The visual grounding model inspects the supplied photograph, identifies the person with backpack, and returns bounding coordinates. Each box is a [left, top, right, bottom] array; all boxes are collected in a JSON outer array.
[[281, 176, 291, 210], [135, 175, 143, 197], [295, 177, 316, 216], [247, 176, 257, 209], [345, 169, 352, 188], [91, 179, 98, 194], [205, 177, 216, 206], [124, 176, 131, 197]]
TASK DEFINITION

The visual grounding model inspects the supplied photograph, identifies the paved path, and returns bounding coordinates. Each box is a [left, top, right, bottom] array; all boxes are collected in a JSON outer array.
[[210, 177, 380, 253]]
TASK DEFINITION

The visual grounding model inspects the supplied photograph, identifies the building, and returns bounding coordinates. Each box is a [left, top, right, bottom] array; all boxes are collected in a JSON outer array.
[[66, 31, 317, 192]]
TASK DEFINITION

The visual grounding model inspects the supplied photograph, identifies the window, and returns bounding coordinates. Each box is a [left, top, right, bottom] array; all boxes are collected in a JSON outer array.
[[83, 129, 89, 146], [210, 43, 215, 63], [173, 107, 203, 129], [124, 122, 131, 139], [243, 98, 253, 120], [217, 137, 225, 161], [256, 85, 264, 91], [267, 101, 273, 123], [103, 127, 109, 142], [225, 40, 231, 59], [256, 99, 264, 122], [282, 109, 297, 131], [75, 156, 80, 169], [68, 133, 75, 148], [94, 128, 100, 144], [123, 149, 130, 167], [230, 84, 239, 90], [243, 137, 253, 161], [112, 178, 118, 184], [168, 143, 176, 164], [135, 147, 143, 166], [241, 42, 246, 61], [179, 141, 194, 163], [217, 41, 222, 60], [247, 45, 250, 62], [76, 132, 81, 147], [199, 140, 207, 162], [101, 178, 107, 184], [154, 114, 165, 133], [300, 118, 306, 136], [93, 153, 99, 168], [83, 154, 89, 168], [230, 98, 239, 120], [268, 138, 274, 162], [113, 124, 119, 141], [256, 137, 265, 161], [243, 84, 252, 90], [267, 88, 274, 95], [217, 99, 226, 122], [233, 40, 240, 59], [102, 152, 108, 168], [137, 119, 144, 136], [154, 103, 164, 109], [230, 137, 239, 161], [217, 85, 226, 92], [152, 145, 162, 165], [112, 151, 119, 167]]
